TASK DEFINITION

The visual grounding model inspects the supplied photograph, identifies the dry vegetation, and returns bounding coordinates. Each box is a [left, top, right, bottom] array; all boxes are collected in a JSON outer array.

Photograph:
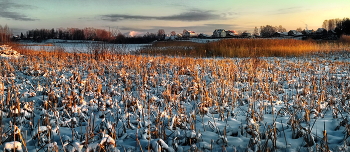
[[141, 36, 350, 58], [0, 43, 350, 151]]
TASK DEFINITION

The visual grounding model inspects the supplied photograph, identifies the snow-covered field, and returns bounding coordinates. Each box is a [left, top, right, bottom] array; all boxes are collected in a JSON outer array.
[[1, 45, 350, 152]]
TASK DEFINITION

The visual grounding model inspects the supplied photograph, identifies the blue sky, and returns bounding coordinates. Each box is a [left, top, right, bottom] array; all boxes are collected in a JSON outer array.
[[1, 0, 349, 36]]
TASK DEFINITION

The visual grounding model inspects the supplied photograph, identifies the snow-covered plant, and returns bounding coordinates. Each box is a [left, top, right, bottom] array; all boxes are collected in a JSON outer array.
[[3, 141, 23, 152]]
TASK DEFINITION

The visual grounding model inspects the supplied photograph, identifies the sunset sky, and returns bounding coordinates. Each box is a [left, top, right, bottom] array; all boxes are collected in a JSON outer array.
[[1, 0, 349, 36]]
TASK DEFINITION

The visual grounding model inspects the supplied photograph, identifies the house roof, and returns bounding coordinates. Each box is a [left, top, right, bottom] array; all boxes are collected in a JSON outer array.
[[289, 30, 303, 35], [275, 32, 288, 35], [214, 29, 225, 32], [304, 30, 313, 34], [316, 28, 326, 33], [274, 32, 288, 36]]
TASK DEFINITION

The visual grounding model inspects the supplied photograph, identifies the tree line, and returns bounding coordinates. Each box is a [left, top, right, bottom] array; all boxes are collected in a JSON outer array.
[[252, 18, 350, 38], [24, 27, 113, 42], [19, 27, 160, 44], [253, 25, 287, 37], [327, 18, 350, 37]]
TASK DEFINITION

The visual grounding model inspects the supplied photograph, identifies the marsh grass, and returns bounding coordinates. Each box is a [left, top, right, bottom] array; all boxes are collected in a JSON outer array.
[[140, 38, 350, 57], [140, 41, 206, 57], [339, 35, 350, 43]]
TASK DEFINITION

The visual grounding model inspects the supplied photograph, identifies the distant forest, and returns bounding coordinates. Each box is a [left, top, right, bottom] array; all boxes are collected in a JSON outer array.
[[21, 27, 159, 44]]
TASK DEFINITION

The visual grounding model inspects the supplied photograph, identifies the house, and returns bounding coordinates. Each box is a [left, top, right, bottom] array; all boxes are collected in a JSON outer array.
[[302, 30, 314, 35], [241, 32, 252, 38], [309, 28, 328, 39], [176, 33, 183, 38], [213, 29, 226, 38], [183, 31, 197, 38], [165, 35, 178, 41], [273, 32, 288, 37], [316, 28, 328, 35], [198, 33, 211, 38], [288, 30, 303, 36], [316, 28, 327, 34]]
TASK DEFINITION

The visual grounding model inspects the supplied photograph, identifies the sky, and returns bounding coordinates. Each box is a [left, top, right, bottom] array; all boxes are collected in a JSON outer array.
[[1, 0, 350, 36]]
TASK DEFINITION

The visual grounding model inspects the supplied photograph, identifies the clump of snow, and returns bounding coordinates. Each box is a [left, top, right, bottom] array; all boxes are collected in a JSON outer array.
[[0, 45, 22, 58], [3, 141, 23, 152]]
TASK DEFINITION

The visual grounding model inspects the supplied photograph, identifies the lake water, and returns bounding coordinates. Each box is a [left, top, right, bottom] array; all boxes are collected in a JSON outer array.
[[21, 41, 150, 53]]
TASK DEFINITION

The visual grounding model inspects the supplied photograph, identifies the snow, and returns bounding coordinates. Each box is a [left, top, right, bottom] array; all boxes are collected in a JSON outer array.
[[185, 38, 220, 43], [0, 45, 22, 58], [0, 45, 350, 151], [3, 141, 23, 152]]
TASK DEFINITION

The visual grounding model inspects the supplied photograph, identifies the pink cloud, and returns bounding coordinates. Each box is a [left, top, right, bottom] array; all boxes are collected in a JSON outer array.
[[128, 31, 143, 37]]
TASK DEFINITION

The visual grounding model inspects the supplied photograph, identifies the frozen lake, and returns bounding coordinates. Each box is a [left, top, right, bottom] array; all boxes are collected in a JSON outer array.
[[20, 40, 150, 53], [18, 38, 221, 53]]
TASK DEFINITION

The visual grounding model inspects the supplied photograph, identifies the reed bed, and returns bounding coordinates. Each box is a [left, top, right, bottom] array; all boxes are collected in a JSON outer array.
[[0, 45, 350, 151], [141, 38, 350, 58], [339, 35, 350, 43]]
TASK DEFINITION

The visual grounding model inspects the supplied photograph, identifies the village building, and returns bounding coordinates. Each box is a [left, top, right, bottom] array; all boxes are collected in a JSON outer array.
[[241, 32, 252, 38], [316, 28, 328, 35], [273, 32, 288, 37], [198, 33, 211, 38], [213, 29, 226, 38], [288, 30, 303, 36], [183, 31, 197, 38]]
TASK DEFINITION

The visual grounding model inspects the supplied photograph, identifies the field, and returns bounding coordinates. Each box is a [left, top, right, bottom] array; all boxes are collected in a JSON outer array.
[[0, 39, 350, 152]]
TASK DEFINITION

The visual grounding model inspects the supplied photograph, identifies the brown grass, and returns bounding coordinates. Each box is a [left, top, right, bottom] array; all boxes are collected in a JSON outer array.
[[140, 38, 350, 58], [140, 41, 205, 57], [339, 35, 350, 43]]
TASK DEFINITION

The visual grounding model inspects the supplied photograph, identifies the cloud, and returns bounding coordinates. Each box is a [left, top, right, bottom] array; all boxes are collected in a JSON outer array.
[[273, 7, 304, 15], [101, 9, 222, 22], [0, 11, 37, 21], [0, 1, 37, 21], [126, 31, 145, 37], [159, 10, 220, 21], [101, 14, 152, 21], [119, 26, 148, 31]]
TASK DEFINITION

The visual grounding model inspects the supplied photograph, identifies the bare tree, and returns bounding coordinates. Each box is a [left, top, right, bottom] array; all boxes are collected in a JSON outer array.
[[0, 25, 3, 42], [157, 29, 165, 40], [84, 27, 97, 40], [322, 20, 328, 30], [296, 27, 303, 33], [260, 25, 276, 37], [328, 19, 335, 31], [275, 25, 286, 32], [0, 24, 11, 43], [253, 27, 259, 36], [322, 19, 342, 31], [183, 29, 188, 35]]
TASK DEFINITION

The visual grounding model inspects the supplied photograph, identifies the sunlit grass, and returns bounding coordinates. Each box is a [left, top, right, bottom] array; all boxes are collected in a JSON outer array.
[[140, 38, 350, 57]]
